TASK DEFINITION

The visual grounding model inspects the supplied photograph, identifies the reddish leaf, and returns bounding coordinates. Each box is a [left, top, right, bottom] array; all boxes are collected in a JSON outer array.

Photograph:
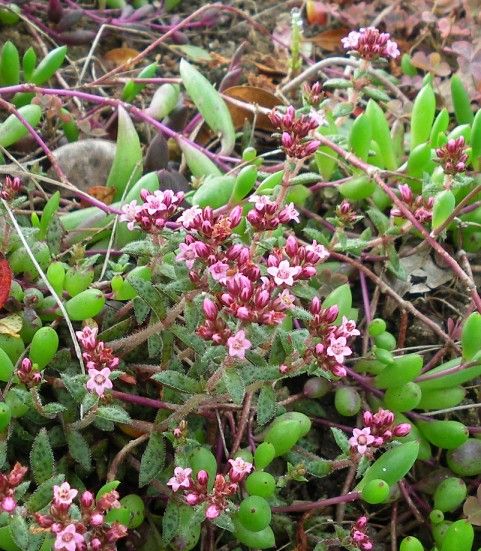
[[306, 1, 328, 25], [309, 27, 350, 52], [81, 186, 116, 207], [0, 256, 12, 310], [104, 47, 140, 68]]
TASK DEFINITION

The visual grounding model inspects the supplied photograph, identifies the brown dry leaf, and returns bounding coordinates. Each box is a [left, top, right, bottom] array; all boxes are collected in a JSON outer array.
[[223, 86, 280, 131], [306, 0, 328, 25], [247, 73, 277, 94], [452, 40, 481, 91], [411, 51, 451, 76], [309, 27, 349, 52], [464, 496, 481, 526], [104, 47, 140, 68], [0, 314, 22, 338], [253, 54, 289, 76], [83, 186, 116, 206]]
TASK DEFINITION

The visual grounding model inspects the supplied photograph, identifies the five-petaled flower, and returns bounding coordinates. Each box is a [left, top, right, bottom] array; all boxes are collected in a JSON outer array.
[[326, 335, 352, 364], [54, 524, 85, 551], [86, 367, 113, 398], [167, 467, 193, 492], [228, 457, 253, 482], [227, 330, 252, 359], [349, 428, 375, 455], [53, 482, 78, 507], [267, 260, 301, 286]]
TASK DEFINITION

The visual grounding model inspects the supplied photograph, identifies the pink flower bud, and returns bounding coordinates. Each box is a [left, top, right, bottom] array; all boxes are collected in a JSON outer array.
[[1, 496, 16, 512], [229, 205, 243, 227], [203, 298, 218, 320], [303, 140, 321, 156], [193, 241, 210, 258], [310, 297, 321, 314], [356, 516, 368, 529], [80, 491, 94, 509], [197, 470, 209, 486], [255, 290, 270, 309], [185, 493, 200, 505], [279, 364, 289, 374], [236, 306, 251, 320], [393, 423, 411, 437], [90, 512, 104, 526], [300, 266, 317, 278], [285, 235, 298, 256], [90, 538, 102, 550], [363, 411, 373, 425], [226, 244, 243, 260], [399, 184, 413, 203], [281, 132, 293, 148], [205, 504, 221, 519], [325, 305, 339, 323]]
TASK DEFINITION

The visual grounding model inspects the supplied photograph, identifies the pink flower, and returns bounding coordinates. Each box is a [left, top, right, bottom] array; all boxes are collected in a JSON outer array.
[[53, 483, 78, 507], [326, 335, 352, 364], [208, 261, 229, 282], [342, 27, 399, 60], [305, 241, 329, 261], [176, 242, 198, 269], [248, 194, 275, 210], [341, 30, 361, 49], [86, 367, 113, 397], [178, 206, 202, 229], [340, 316, 360, 337], [267, 260, 301, 286], [54, 524, 84, 551], [120, 200, 140, 230], [1, 496, 16, 513], [227, 330, 252, 359], [228, 457, 253, 482], [349, 428, 375, 455], [205, 504, 221, 519], [75, 326, 98, 350], [276, 289, 296, 310], [167, 467, 192, 492], [281, 203, 300, 223]]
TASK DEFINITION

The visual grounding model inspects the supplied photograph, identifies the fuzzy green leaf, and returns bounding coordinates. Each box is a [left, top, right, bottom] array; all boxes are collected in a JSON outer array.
[[27, 474, 65, 513], [30, 429, 54, 484], [222, 369, 245, 405], [151, 371, 202, 393], [9, 515, 29, 550], [67, 430, 92, 471], [139, 432, 166, 487], [97, 406, 131, 424], [257, 386, 277, 426]]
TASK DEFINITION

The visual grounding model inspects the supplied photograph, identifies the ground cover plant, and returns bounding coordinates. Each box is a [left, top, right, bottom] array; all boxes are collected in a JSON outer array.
[[0, 1, 481, 550]]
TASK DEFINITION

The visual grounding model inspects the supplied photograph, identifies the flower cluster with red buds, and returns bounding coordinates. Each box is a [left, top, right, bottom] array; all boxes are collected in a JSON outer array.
[[16, 358, 42, 388], [349, 409, 411, 456], [306, 298, 359, 377], [0, 176, 21, 201], [436, 136, 468, 174], [35, 482, 127, 551], [336, 200, 357, 226], [350, 516, 373, 551], [391, 184, 434, 224], [342, 27, 400, 60], [247, 195, 300, 231], [76, 327, 118, 398], [178, 205, 242, 243], [303, 81, 324, 107], [0, 462, 28, 514], [120, 189, 184, 233], [269, 106, 321, 159], [167, 458, 253, 520]]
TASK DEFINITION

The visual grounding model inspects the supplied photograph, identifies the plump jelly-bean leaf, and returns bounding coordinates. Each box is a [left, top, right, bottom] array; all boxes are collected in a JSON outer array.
[[0, 104, 42, 148], [410, 84, 436, 149], [178, 137, 222, 178], [417, 420, 468, 450], [451, 75, 474, 125], [180, 59, 235, 155], [31, 45, 67, 85], [146, 83, 180, 120], [461, 312, 481, 361]]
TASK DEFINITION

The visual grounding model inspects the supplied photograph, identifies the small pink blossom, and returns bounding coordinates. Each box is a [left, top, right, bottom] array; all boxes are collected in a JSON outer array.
[[341, 30, 361, 49], [227, 330, 251, 359], [1, 496, 16, 513], [86, 367, 113, 397], [75, 326, 98, 350], [208, 261, 230, 282], [205, 504, 221, 519], [54, 524, 84, 551], [53, 483, 78, 507], [277, 289, 296, 310], [281, 203, 300, 223], [167, 467, 192, 492], [178, 206, 202, 228], [176, 242, 198, 269], [340, 316, 360, 337], [228, 457, 253, 482], [326, 335, 352, 364], [119, 200, 140, 230], [349, 427, 375, 455], [267, 260, 301, 286], [248, 194, 275, 210], [305, 241, 329, 261]]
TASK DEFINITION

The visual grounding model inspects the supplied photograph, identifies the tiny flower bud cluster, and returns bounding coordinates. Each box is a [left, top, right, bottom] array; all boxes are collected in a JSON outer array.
[[391, 184, 434, 224], [0, 176, 21, 201], [342, 27, 400, 60], [349, 409, 411, 455], [0, 462, 28, 514], [16, 358, 42, 388], [436, 136, 468, 174], [350, 516, 373, 551], [76, 327, 118, 398], [247, 195, 299, 231], [303, 81, 324, 107], [120, 189, 184, 232], [167, 458, 253, 520], [35, 482, 127, 551], [307, 299, 359, 377], [269, 106, 321, 159]]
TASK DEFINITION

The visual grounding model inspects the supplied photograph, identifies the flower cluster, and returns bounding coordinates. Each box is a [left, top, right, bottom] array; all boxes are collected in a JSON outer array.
[[391, 184, 434, 224], [269, 106, 321, 159], [35, 482, 127, 551], [350, 516, 373, 551], [349, 409, 411, 455], [16, 358, 42, 388], [0, 462, 28, 514], [303, 81, 324, 107], [120, 189, 184, 232], [167, 457, 253, 520], [342, 27, 400, 60], [436, 136, 468, 174], [247, 195, 299, 231], [76, 327, 118, 398], [307, 300, 358, 377], [0, 175, 21, 201]]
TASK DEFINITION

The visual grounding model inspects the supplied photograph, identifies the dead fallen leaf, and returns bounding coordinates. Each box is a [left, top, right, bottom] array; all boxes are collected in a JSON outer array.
[[306, 0, 328, 25], [82, 186, 116, 206], [411, 51, 451, 77], [309, 27, 350, 52], [246, 73, 277, 94], [104, 47, 140, 68], [252, 54, 289, 76], [0, 313, 22, 338]]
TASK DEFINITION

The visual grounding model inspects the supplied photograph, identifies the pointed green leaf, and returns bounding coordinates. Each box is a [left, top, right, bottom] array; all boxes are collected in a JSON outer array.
[[179, 59, 235, 155], [0, 104, 42, 148], [178, 137, 222, 177], [139, 432, 165, 487], [30, 428, 54, 484]]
